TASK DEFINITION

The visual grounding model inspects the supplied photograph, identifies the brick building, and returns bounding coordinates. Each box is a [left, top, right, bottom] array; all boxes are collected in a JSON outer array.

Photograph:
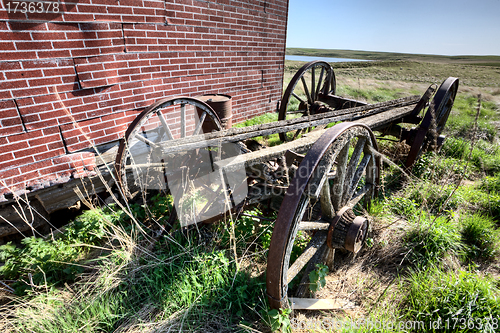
[[0, 0, 288, 214]]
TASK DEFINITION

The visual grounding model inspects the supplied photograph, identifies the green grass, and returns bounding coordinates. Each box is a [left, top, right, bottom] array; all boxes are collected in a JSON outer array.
[[216, 207, 275, 255], [460, 213, 499, 261], [403, 213, 463, 268], [233, 112, 279, 128], [15, 288, 128, 332], [287, 47, 500, 66], [481, 173, 500, 193], [0, 208, 118, 294], [6, 207, 271, 332], [412, 152, 470, 181], [385, 196, 419, 220], [457, 186, 500, 221], [337, 85, 407, 103], [394, 178, 500, 222], [403, 267, 500, 332], [287, 48, 500, 87], [446, 95, 499, 143], [404, 182, 462, 214], [233, 112, 283, 146]]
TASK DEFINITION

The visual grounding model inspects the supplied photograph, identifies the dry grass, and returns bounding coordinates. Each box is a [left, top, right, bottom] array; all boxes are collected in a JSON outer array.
[[290, 216, 409, 332]]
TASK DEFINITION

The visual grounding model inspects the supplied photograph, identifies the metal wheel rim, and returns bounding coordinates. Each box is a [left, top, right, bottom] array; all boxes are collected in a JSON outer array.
[[433, 78, 459, 134], [115, 96, 222, 199], [279, 61, 336, 142], [405, 77, 459, 168], [267, 122, 380, 309]]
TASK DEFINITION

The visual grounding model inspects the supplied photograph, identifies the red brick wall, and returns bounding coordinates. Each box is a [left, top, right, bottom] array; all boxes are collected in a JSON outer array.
[[0, 0, 288, 201]]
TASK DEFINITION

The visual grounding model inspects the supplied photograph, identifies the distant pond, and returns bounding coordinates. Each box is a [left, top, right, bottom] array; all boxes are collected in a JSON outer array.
[[285, 55, 371, 63]]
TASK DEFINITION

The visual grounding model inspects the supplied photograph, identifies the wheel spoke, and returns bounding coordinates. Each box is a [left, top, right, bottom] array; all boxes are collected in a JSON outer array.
[[286, 231, 327, 284], [311, 67, 316, 103], [316, 67, 325, 100], [298, 221, 330, 231], [345, 154, 372, 203], [180, 103, 186, 138], [156, 110, 173, 140], [124, 162, 168, 169], [198, 183, 223, 217], [331, 143, 349, 211], [347, 183, 371, 208], [279, 61, 336, 143], [324, 70, 332, 95], [294, 243, 330, 298], [193, 111, 207, 136], [116, 96, 223, 207], [301, 76, 312, 105], [267, 123, 379, 310], [292, 128, 303, 141], [342, 137, 366, 205], [134, 133, 158, 149], [320, 179, 334, 219], [292, 92, 306, 104]]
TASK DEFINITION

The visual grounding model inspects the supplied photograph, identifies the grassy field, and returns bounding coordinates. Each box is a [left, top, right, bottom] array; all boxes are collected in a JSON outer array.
[[287, 48, 500, 67], [1, 51, 500, 332]]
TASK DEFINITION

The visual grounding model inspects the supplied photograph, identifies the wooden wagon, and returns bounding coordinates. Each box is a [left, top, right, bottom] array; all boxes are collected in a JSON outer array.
[[113, 60, 459, 309]]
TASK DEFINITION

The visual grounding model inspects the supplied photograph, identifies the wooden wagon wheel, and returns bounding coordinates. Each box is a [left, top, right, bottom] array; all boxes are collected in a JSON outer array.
[[266, 122, 380, 309], [279, 61, 336, 142], [115, 97, 223, 226], [405, 77, 459, 168]]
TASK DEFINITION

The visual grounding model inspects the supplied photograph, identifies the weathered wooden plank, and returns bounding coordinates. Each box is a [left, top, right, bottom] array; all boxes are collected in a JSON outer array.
[[0, 199, 49, 237], [215, 106, 416, 174], [357, 104, 416, 129], [34, 165, 113, 214], [91, 98, 417, 174], [289, 298, 356, 310], [286, 231, 327, 284], [215, 128, 326, 172], [155, 97, 419, 155]]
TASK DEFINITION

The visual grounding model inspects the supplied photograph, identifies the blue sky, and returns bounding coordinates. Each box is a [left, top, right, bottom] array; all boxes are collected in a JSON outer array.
[[286, 0, 500, 56]]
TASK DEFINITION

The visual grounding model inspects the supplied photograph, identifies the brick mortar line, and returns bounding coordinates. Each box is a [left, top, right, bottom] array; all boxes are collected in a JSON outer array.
[[183, 0, 287, 18], [0, 67, 283, 102], [0, 46, 286, 63], [0, 13, 286, 30]]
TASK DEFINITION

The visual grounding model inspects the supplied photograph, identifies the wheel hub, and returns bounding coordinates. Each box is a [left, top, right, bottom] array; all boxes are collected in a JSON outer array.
[[327, 207, 369, 253]]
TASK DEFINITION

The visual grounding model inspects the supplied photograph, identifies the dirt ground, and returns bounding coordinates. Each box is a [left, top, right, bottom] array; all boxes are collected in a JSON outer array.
[[289, 215, 410, 332]]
